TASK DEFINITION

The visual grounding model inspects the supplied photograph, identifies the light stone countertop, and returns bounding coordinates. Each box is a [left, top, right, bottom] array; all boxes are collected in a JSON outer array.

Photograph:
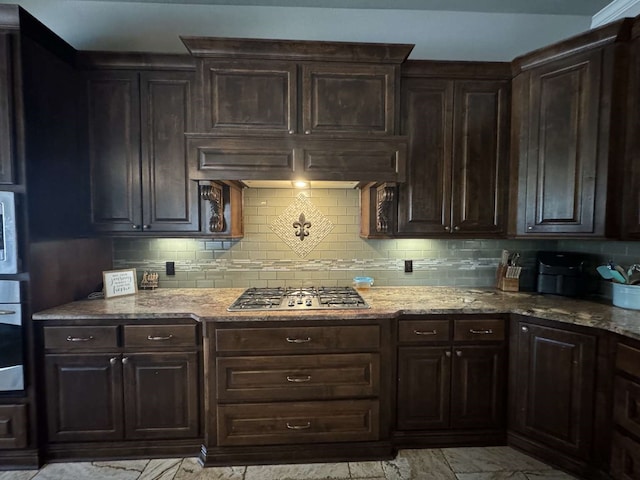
[[31, 286, 640, 341]]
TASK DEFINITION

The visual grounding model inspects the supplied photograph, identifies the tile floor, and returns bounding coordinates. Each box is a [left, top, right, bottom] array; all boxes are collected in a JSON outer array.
[[0, 447, 578, 480]]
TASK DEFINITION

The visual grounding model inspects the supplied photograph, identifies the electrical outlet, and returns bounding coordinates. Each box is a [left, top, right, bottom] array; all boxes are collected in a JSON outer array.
[[166, 261, 175, 276], [404, 260, 413, 273]]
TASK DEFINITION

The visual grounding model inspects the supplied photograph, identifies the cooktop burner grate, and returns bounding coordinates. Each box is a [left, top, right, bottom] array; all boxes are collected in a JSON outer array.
[[228, 286, 370, 311]]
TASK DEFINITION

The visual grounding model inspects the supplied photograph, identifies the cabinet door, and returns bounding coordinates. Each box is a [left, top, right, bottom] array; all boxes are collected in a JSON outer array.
[[622, 38, 640, 239], [45, 353, 123, 442], [451, 80, 509, 235], [87, 71, 142, 232], [201, 60, 296, 134], [122, 352, 199, 440], [521, 50, 602, 235], [512, 322, 596, 459], [0, 33, 15, 185], [140, 71, 199, 232], [397, 346, 451, 430], [397, 79, 453, 234], [302, 63, 395, 135], [450, 345, 505, 429]]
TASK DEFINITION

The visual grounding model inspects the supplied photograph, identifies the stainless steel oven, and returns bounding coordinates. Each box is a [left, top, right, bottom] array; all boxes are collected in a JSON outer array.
[[0, 191, 17, 274], [0, 280, 23, 391]]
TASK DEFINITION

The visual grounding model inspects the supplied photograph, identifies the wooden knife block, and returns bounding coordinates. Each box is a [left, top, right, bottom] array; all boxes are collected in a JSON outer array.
[[496, 264, 520, 292]]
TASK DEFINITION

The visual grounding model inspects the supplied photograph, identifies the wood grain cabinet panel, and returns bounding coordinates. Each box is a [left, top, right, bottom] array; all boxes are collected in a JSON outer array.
[[0, 405, 27, 449], [611, 431, 640, 480], [217, 400, 379, 446], [87, 68, 199, 234], [398, 320, 450, 343], [301, 63, 395, 135], [216, 353, 379, 402], [123, 324, 198, 348], [43, 326, 119, 350], [0, 33, 15, 185], [201, 61, 296, 133], [511, 321, 596, 459], [397, 68, 509, 236]]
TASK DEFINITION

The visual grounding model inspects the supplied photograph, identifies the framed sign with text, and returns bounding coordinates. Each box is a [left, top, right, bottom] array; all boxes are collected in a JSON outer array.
[[103, 268, 138, 299]]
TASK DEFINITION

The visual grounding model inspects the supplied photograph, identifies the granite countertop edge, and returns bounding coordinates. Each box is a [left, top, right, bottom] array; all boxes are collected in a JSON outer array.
[[31, 286, 640, 341]]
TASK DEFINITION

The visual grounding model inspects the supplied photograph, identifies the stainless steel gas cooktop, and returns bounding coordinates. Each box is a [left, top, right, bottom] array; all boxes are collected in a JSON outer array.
[[228, 286, 370, 311]]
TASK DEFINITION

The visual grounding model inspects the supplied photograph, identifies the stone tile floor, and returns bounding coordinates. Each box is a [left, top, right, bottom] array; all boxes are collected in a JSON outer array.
[[0, 447, 578, 480]]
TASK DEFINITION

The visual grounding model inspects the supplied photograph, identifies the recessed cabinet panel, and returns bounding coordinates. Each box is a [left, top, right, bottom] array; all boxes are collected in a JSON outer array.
[[522, 51, 601, 234], [452, 81, 508, 234], [0, 404, 27, 449], [398, 79, 453, 234], [513, 322, 596, 459], [45, 353, 124, 442], [87, 72, 141, 231], [204, 61, 296, 133], [0, 33, 15, 185], [141, 72, 199, 231], [302, 64, 394, 135]]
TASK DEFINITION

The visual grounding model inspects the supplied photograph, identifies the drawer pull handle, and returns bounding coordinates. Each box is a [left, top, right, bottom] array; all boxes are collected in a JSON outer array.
[[414, 329, 437, 336], [0, 310, 16, 315], [286, 375, 312, 383], [286, 337, 311, 343], [66, 335, 94, 342], [147, 334, 174, 341], [469, 329, 493, 335], [286, 421, 311, 430]]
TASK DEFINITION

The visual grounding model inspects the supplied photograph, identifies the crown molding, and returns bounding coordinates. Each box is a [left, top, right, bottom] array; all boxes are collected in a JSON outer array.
[[592, 0, 640, 27]]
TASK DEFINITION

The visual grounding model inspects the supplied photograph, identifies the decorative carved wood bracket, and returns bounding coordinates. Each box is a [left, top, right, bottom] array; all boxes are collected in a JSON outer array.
[[376, 183, 396, 233], [200, 183, 225, 233]]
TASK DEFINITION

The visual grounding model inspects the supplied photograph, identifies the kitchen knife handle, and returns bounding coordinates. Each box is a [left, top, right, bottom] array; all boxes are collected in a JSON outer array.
[[286, 337, 311, 343]]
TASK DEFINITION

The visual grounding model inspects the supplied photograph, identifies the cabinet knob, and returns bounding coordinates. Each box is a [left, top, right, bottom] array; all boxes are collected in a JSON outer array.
[[521, 326, 529, 333], [132, 225, 140, 230], [445, 350, 451, 357], [527, 225, 533, 231], [109, 357, 118, 365], [288, 129, 295, 135], [444, 226, 450, 231], [304, 130, 311, 135], [454, 226, 460, 231], [122, 357, 129, 364], [142, 225, 151, 230], [455, 350, 463, 357]]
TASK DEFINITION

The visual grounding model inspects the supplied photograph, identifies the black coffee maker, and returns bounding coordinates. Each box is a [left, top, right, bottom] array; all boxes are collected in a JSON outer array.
[[536, 251, 587, 297]]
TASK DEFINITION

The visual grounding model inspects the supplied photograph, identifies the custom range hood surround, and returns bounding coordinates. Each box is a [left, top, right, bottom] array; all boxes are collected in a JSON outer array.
[[181, 36, 413, 183]]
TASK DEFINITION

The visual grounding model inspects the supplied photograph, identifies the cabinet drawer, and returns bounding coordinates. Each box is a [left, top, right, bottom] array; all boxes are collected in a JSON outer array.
[[217, 399, 379, 446], [0, 404, 27, 449], [398, 320, 449, 343], [216, 353, 379, 402], [615, 376, 640, 439], [453, 319, 504, 342], [611, 431, 640, 480], [123, 324, 197, 348], [44, 326, 118, 349], [617, 343, 640, 378], [215, 325, 380, 353]]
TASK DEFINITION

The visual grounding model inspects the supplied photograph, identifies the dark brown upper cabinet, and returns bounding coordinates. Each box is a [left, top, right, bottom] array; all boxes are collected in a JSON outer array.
[[0, 33, 15, 185], [621, 21, 640, 239], [509, 19, 632, 238], [181, 37, 411, 183], [392, 62, 510, 237], [84, 55, 200, 234]]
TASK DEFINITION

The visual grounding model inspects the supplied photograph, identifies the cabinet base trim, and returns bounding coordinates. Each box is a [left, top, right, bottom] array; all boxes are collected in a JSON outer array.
[[200, 440, 394, 467], [393, 430, 506, 448], [44, 439, 202, 462], [0, 449, 40, 469]]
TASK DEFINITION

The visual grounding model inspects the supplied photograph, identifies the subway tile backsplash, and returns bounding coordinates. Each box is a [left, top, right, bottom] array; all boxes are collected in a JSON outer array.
[[112, 188, 640, 290]]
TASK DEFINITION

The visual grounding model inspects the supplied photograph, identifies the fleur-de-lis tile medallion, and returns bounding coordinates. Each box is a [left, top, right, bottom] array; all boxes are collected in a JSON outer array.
[[293, 213, 311, 241], [270, 193, 334, 257]]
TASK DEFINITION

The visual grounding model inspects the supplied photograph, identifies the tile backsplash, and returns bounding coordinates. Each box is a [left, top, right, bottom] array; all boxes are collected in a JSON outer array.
[[113, 187, 640, 291]]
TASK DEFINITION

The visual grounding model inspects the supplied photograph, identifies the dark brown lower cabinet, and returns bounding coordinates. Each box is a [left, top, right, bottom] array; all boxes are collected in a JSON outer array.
[[45, 352, 199, 442], [0, 405, 27, 449], [395, 317, 507, 446], [510, 318, 597, 465]]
